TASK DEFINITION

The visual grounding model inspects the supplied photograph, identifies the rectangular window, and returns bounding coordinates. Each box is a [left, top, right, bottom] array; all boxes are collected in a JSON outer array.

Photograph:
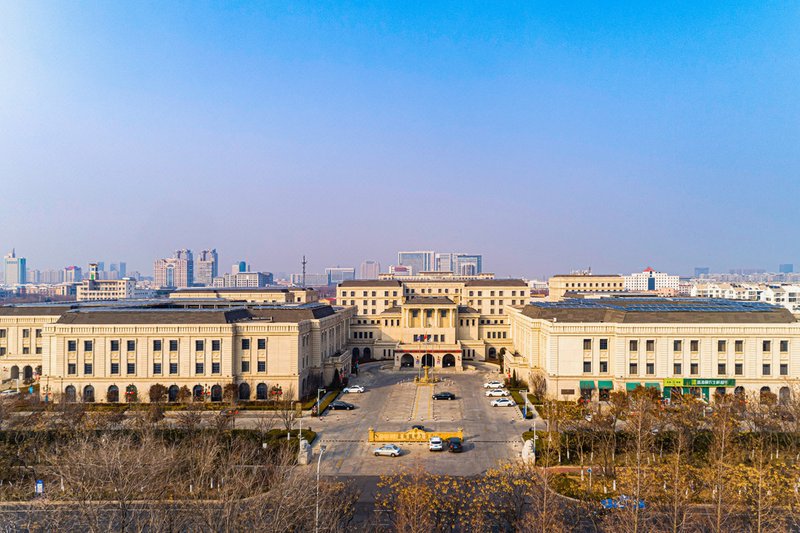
[[763, 340, 771, 352], [195, 340, 204, 352], [735, 340, 744, 353], [22, 347, 29, 354], [583, 361, 592, 373], [646, 362, 654, 375], [153, 362, 162, 374], [599, 361, 608, 373], [690, 340, 699, 352], [735, 363, 743, 375], [127, 362, 135, 374], [646, 340, 655, 352], [169, 340, 178, 351], [257, 338, 266, 350], [0, 329, 5, 338], [717, 340, 727, 352], [127, 340, 135, 352], [763, 363, 771, 376], [673, 340, 682, 352], [68, 340, 77, 352], [195, 362, 204, 374], [169, 362, 178, 374], [110, 362, 119, 375], [212, 340, 221, 351], [0, 347, 5, 355], [600, 339, 608, 350], [242, 339, 250, 350], [673, 363, 682, 375], [35, 347, 41, 354], [35, 329, 42, 338], [690, 363, 699, 375], [84, 340, 93, 352], [629, 340, 638, 352], [629, 362, 638, 375], [153, 340, 162, 352], [781, 363, 788, 376], [22, 329, 29, 338], [84, 363, 92, 375], [257, 361, 266, 372], [68, 363, 76, 375], [212, 362, 220, 374], [718, 363, 726, 375], [241, 360, 250, 372], [780, 340, 789, 353]]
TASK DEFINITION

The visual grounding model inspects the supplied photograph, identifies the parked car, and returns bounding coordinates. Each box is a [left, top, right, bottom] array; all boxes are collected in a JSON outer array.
[[429, 436, 444, 451], [447, 437, 463, 453], [0, 390, 19, 397], [373, 444, 402, 457], [329, 400, 355, 411], [600, 495, 646, 510], [411, 424, 425, 431], [485, 389, 509, 397], [484, 380, 504, 389], [342, 385, 365, 393], [491, 397, 516, 407], [432, 392, 456, 400]]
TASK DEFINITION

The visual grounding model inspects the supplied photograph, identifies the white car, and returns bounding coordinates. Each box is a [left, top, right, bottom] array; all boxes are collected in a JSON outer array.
[[0, 389, 19, 397], [485, 388, 509, 397], [373, 444, 402, 457], [342, 385, 365, 393], [491, 397, 516, 407], [428, 436, 444, 451], [483, 380, 504, 389]]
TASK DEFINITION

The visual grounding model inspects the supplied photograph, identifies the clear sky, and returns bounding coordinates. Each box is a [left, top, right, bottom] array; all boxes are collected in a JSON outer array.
[[1, 1, 798, 278]]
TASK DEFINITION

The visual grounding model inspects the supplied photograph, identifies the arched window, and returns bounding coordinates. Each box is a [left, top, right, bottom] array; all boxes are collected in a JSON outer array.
[[488, 347, 497, 359], [256, 383, 268, 401], [352, 347, 360, 360], [211, 385, 222, 402], [64, 385, 76, 403], [193, 385, 204, 401], [400, 354, 414, 368], [10, 366, 19, 380], [23, 366, 33, 381], [780, 386, 791, 405], [168, 385, 179, 402], [421, 354, 434, 368], [363, 347, 371, 360], [83, 385, 95, 403], [107, 385, 119, 403], [238, 382, 250, 401], [442, 354, 456, 368]]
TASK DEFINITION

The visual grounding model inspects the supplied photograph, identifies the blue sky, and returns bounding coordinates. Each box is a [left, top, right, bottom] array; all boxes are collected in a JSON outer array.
[[1, 2, 798, 278]]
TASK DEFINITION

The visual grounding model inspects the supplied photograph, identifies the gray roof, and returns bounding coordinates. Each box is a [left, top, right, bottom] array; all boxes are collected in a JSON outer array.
[[57, 308, 250, 325]]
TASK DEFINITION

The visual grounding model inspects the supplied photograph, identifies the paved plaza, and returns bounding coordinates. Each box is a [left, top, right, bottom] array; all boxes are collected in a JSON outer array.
[[310, 362, 526, 476]]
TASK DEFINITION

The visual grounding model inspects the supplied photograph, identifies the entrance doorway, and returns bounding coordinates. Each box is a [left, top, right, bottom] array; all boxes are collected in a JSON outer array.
[[400, 354, 414, 368], [421, 354, 434, 368]]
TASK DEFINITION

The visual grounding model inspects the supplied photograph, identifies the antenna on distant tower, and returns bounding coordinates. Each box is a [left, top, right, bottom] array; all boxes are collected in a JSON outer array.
[[301, 255, 307, 288]]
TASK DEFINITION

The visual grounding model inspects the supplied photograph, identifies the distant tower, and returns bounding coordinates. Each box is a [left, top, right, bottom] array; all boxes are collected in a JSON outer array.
[[302, 256, 307, 288]]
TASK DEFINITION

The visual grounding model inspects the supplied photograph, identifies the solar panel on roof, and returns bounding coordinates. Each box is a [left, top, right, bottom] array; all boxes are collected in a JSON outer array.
[[532, 298, 779, 312]]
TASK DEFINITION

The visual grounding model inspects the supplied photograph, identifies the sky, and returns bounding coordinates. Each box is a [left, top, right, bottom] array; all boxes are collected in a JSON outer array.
[[1, 1, 798, 279]]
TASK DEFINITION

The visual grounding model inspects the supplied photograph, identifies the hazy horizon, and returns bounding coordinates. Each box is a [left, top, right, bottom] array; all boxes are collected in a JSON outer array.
[[2, 2, 798, 278]]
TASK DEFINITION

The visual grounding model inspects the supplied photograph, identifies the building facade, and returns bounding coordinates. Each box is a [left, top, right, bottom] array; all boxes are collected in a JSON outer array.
[[0, 301, 353, 403], [3, 250, 26, 287], [505, 298, 800, 403], [397, 251, 435, 276], [154, 250, 194, 288], [359, 261, 381, 280], [212, 272, 274, 288], [325, 267, 355, 286], [624, 267, 680, 292], [547, 274, 625, 301], [195, 249, 218, 286]]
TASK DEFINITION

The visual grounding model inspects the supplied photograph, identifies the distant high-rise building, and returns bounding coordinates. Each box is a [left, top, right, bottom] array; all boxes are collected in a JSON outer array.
[[694, 267, 710, 278], [40, 269, 63, 284], [434, 252, 483, 275], [27, 269, 40, 284], [232, 261, 248, 274], [398, 251, 434, 275], [325, 267, 356, 286], [291, 273, 328, 286], [624, 267, 680, 292], [195, 249, 219, 286], [96, 261, 105, 272], [359, 261, 381, 279], [154, 249, 194, 288], [63, 265, 83, 283], [212, 271, 274, 288], [779, 264, 794, 274], [3, 249, 27, 286]]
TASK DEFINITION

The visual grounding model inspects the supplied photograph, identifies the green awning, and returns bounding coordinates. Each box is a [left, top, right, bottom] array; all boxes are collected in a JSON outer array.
[[645, 383, 661, 390], [598, 380, 614, 389], [579, 380, 595, 390], [626, 382, 642, 391]]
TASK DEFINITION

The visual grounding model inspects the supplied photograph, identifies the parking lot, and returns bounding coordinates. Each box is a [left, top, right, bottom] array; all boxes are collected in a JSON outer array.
[[312, 363, 526, 476]]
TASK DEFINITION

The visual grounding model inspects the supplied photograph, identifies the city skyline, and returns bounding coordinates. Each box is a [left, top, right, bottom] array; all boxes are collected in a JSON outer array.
[[2, 3, 799, 277]]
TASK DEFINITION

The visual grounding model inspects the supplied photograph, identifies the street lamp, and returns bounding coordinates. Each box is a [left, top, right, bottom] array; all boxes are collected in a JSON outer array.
[[316, 388, 327, 419], [315, 444, 327, 533], [532, 432, 539, 466]]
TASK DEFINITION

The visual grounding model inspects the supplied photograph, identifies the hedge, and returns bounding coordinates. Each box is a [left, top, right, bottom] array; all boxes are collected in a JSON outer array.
[[316, 390, 342, 415], [509, 390, 534, 419]]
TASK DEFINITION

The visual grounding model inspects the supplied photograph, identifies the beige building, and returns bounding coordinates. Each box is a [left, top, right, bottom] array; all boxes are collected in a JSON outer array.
[[505, 297, 800, 403], [77, 278, 137, 301], [1, 301, 353, 403], [547, 274, 625, 301], [336, 278, 528, 369], [171, 287, 318, 304]]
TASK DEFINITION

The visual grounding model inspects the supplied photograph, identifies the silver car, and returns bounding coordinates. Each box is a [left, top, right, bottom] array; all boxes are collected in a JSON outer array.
[[373, 444, 402, 457], [485, 388, 509, 397]]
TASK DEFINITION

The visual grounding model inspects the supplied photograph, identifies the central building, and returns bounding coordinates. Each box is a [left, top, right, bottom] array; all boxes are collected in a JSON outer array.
[[336, 275, 529, 369]]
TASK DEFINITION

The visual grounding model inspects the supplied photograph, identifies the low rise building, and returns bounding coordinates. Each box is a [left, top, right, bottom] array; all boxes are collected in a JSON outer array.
[[624, 267, 680, 292], [548, 274, 625, 301], [170, 287, 318, 304]]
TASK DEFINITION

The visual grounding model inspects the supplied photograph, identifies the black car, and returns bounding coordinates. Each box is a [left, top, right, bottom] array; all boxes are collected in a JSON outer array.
[[448, 437, 463, 453], [432, 392, 456, 401], [411, 424, 425, 431], [329, 400, 355, 411]]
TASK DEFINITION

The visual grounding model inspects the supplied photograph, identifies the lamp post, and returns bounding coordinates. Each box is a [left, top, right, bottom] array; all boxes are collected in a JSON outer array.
[[532, 431, 539, 466], [315, 444, 327, 533], [317, 388, 326, 419]]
